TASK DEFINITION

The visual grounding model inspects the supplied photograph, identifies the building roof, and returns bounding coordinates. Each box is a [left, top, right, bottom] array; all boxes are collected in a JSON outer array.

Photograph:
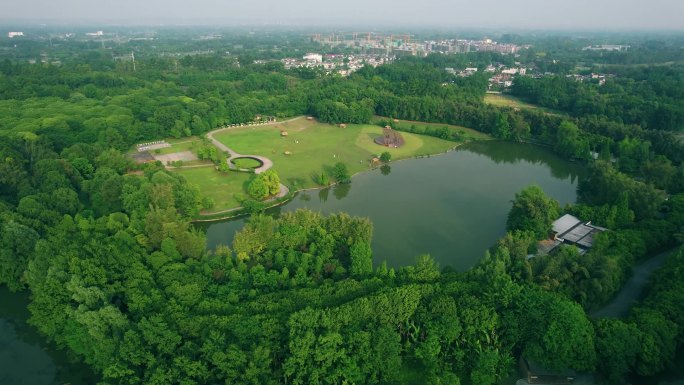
[[562, 223, 594, 244], [552, 214, 582, 235], [553, 214, 607, 250]]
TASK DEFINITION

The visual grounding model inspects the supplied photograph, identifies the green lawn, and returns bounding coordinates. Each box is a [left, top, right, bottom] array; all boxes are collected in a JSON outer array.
[[171, 117, 488, 215], [154, 138, 203, 155], [484, 93, 541, 109], [374, 117, 490, 141], [214, 120, 459, 191], [174, 167, 253, 213], [484, 93, 564, 116]]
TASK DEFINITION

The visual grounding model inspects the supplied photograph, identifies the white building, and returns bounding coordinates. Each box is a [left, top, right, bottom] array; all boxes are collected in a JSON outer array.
[[86, 31, 104, 36], [303, 53, 323, 63], [8, 32, 24, 38]]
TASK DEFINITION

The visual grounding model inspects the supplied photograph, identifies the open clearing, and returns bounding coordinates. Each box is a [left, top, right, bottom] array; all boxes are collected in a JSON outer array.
[[484, 93, 542, 109], [213, 118, 460, 191], [375, 117, 490, 141], [153, 151, 198, 164], [166, 116, 488, 215], [175, 167, 252, 213]]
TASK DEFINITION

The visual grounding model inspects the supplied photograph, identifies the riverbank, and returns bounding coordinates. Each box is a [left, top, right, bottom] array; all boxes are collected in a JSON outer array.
[[191, 144, 461, 222], [190, 116, 474, 220]]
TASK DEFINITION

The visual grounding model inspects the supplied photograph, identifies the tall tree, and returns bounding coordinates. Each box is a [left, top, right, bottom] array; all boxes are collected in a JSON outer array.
[[506, 185, 560, 239]]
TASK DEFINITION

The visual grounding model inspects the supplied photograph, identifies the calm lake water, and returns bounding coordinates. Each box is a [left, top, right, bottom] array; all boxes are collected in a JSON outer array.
[[0, 286, 98, 385], [202, 141, 586, 271]]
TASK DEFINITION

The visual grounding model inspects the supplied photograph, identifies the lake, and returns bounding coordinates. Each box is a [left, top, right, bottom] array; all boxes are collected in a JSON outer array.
[[2, 140, 680, 385], [0, 286, 98, 385], [202, 141, 586, 271]]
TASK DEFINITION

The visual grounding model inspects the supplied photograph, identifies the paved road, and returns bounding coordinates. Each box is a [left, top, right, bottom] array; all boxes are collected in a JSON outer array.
[[205, 118, 296, 200], [591, 247, 678, 318]]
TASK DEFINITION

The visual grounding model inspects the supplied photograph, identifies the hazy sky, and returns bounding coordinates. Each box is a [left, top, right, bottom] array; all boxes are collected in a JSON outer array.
[[5, 0, 684, 30]]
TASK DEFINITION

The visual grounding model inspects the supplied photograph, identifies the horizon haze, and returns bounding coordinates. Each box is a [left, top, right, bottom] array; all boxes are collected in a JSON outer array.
[[4, 0, 684, 30]]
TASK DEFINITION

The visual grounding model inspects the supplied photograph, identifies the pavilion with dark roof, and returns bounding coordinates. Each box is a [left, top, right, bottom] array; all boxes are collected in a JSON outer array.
[[551, 214, 607, 254]]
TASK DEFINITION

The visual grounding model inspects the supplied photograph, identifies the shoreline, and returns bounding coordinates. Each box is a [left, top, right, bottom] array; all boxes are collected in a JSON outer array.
[[190, 143, 464, 223]]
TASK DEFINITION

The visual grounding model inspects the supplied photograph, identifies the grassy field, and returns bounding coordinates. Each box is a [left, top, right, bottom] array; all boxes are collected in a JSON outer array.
[[484, 93, 565, 116], [155, 137, 203, 155], [484, 93, 542, 109], [174, 167, 252, 212], [213, 119, 459, 190], [374, 117, 490, 141]]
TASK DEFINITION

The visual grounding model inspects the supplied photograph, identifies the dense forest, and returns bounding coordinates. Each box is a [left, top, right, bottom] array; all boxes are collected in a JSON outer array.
[[1, 29, 684, 385]]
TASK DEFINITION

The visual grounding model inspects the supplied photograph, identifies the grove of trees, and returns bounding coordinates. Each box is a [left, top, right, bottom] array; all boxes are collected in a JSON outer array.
[[0, 30, 683, 385]]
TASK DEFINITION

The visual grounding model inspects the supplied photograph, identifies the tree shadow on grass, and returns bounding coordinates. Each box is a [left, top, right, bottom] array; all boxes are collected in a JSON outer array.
[[241, 177, 253, 192]]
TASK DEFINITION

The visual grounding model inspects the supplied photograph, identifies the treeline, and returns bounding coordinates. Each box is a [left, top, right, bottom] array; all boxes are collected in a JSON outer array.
[[510, 67, 684, 131], [5, 195, 604, 384], [0, 58, 311, 153], [1, 36, 684, 385], [487, 179, 684, 384], [2, 51, 682, 186]]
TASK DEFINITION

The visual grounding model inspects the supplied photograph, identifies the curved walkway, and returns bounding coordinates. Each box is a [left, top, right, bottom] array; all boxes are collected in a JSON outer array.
[[206, 130, 273, 174], [205, 118, 296, 199], [205, 117, 299, 174]]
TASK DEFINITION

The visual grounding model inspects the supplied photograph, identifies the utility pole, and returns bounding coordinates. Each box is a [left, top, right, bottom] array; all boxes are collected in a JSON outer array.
[[131, 51, 136, 72]]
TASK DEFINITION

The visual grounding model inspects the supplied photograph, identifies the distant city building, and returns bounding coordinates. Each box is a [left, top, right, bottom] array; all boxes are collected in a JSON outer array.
[[8, 32, 24, 38], [281, 53, 391, 76], [582, 44, 630, 52], [303, 53, 322, 63], [312, 33, 523, 57], [86, 31, 104, 36]]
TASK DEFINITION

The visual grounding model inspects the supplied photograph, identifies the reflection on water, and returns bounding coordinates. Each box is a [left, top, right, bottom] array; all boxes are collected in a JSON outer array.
[[0, 286, 98, 385], [465, 141, 582, 182], [318, 187, 329, 203], [333, 183, 352, 200], [0, 319, 56, 385]]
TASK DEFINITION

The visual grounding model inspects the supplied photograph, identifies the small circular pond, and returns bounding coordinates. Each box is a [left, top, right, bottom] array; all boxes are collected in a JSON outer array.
[[230, 156, 264, 169]]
